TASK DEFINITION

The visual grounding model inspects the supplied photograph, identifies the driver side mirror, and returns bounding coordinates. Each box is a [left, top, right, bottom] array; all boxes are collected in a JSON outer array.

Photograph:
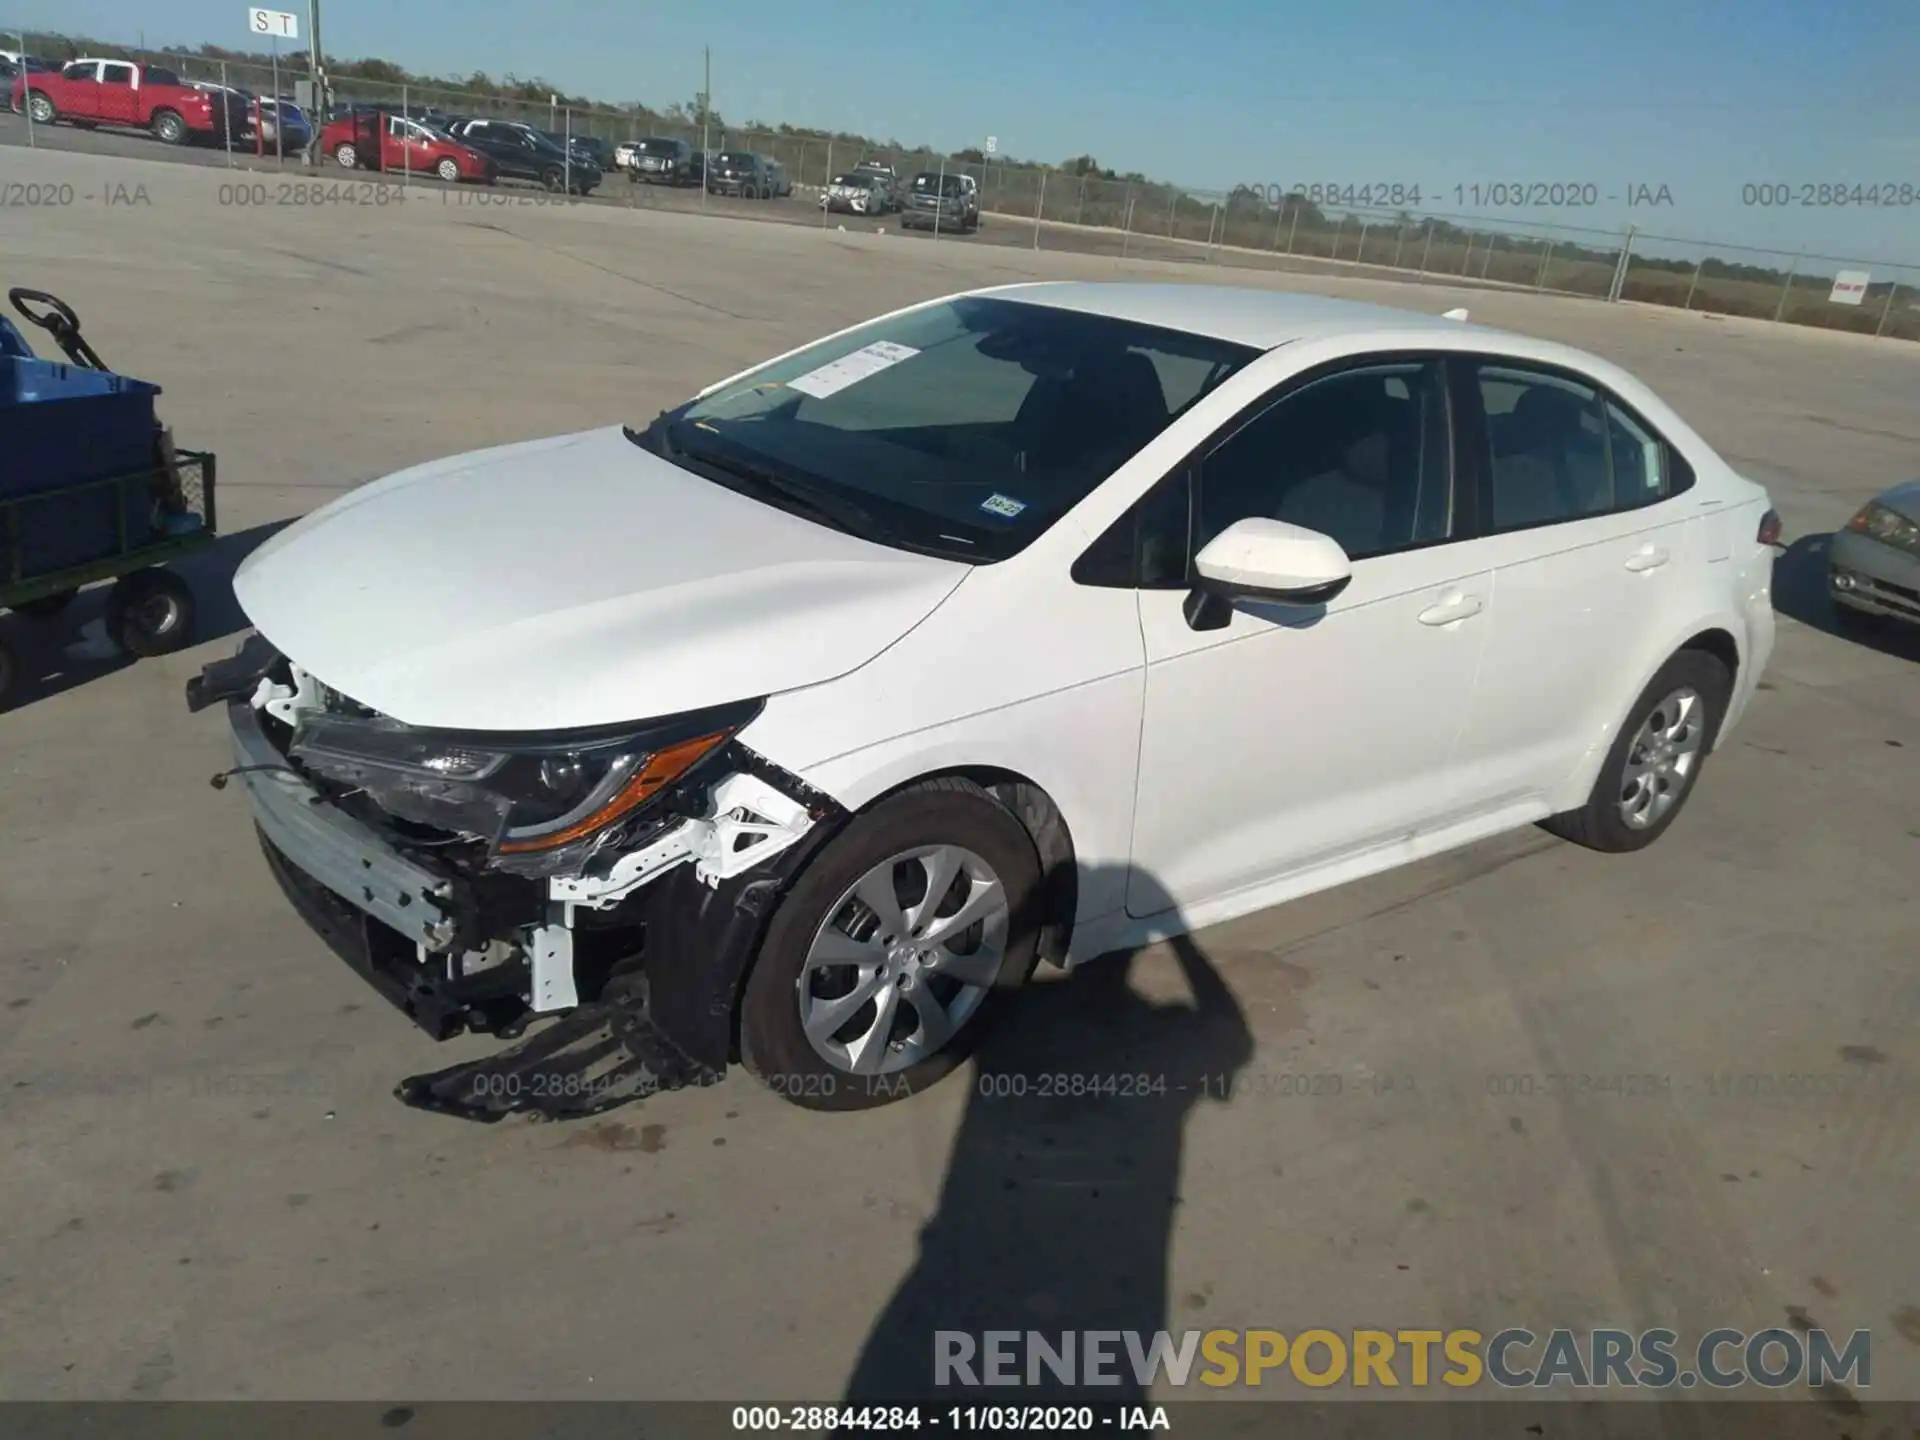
[[1184, 517, 1353, 631]]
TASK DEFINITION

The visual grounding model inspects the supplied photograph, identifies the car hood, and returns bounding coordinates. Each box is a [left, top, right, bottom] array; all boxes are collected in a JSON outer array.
[[1872, 477, 1920, 522], [232, 426, 972, 733]]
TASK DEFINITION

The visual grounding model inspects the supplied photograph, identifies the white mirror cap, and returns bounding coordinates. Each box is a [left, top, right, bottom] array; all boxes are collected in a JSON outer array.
[[1194, 516, 1353, 592], [1442, 307, 1470, 321]]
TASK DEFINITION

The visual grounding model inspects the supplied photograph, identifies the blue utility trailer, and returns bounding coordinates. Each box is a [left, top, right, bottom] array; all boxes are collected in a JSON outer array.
[[1, 288, 218, 706]]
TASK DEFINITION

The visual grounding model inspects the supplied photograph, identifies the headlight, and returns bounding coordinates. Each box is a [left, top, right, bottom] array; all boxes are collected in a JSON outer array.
[[287, 707, 754, 873], [1846, 501, 1920, 553]]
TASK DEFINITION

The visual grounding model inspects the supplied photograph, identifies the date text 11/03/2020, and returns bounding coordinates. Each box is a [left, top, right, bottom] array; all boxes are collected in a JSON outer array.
[[1234, 183, 1675, 209]]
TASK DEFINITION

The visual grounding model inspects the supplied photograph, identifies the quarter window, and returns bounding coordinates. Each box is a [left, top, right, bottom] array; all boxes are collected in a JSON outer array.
[[1196, 361, 1453, 561]]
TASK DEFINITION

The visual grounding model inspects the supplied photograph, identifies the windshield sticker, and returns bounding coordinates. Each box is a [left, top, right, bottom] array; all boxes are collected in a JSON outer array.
[[979, 493, 1028, 519], [785, 341, 919, 400]]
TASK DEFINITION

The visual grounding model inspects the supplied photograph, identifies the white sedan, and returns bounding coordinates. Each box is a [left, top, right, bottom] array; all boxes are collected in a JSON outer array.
[[188, 284, 1778, 1116]]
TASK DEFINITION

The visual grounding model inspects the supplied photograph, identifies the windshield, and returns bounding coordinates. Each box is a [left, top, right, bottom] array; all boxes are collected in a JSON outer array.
[[913, 174, 963, 195], [832, 174, 871, 187], [716, 152, 754, 166], [639, 296, 1257, 563], [636, 137, 679, 152]]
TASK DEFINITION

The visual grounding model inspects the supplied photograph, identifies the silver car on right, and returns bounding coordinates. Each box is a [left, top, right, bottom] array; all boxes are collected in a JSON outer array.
[[1830, 480, 1920, 628]]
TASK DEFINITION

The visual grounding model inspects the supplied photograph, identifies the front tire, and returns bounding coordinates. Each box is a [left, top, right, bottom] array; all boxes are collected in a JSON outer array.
[[151, 109, 187, 145], [25, 92, 55, 125], [333, 141, 358, 169], [1540, 648, 1732, 853], [435, 157, 460, 182], [105, 568, 195, 658], [740, 778, 1043, 1111]]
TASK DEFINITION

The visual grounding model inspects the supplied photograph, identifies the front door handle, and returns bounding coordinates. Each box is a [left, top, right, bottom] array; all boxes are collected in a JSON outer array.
[[1624, 545, 1671, 573], [1417, 594, 1484, 626]]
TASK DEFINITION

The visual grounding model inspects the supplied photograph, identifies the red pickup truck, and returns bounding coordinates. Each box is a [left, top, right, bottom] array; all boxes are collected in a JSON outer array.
[[11, 58, 248, 145]]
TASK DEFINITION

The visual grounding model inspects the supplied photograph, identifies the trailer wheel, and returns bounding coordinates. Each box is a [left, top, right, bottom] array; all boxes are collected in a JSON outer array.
[[106, 568, 196, 657], [12, 588, 77, 620]]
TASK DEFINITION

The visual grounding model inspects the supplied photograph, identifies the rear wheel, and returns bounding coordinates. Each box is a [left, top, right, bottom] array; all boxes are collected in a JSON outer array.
[[105, 568, 196, 658], [333, 141, 358, 169], [1541, 648, 1732, 853], [435, 156, 460, 182], [151, 109, 187, 145], [740, 778, 1043, 1111]]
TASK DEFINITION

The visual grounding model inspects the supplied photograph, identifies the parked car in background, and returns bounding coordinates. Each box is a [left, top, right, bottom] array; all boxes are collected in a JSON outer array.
[[707, 150, 777, 198], [321, 111, 496, 183], [851, 160, 900, 209], [189, 285, 1778, 1115], [545, 130, 614, 171], [257, 96, 312, 152], [445, 117, 601, 194], [12, 58, 249, 144], [901, 170, 980, 231], [764, 158, 792, 197], [1829, 480, 1920, 630], [617, 135, 704, 185], [821, 171, 891, 215]]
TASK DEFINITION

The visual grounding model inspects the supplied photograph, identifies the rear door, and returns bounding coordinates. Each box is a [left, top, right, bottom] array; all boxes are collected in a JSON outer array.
[[96, 61, 137, 124], [1445, 358, 1699, 811]]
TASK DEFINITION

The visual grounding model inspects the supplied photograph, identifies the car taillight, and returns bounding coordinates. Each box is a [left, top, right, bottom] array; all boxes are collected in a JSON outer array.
[[1757, 509, 1784, 548]]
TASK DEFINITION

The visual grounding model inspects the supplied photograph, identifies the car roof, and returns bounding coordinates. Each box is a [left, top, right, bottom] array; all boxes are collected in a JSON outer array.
[[979, 282, 1536, 353]]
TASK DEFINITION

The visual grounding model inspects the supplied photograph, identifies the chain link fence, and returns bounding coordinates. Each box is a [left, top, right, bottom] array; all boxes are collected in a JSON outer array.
[[10, 31, 1917, 343]]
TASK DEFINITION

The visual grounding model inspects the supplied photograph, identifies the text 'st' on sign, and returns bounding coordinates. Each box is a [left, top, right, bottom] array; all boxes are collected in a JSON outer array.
[[248, 8, 300, 39]]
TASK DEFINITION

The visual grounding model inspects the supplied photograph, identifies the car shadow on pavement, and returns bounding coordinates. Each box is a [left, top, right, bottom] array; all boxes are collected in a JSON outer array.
[[0, 518, 288, 711], [837, 867, 1254, 1414], [1771, 532, 1920, 664]]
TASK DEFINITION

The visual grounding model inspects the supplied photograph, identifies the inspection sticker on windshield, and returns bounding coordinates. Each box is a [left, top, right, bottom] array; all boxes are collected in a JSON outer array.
[[979, 493, 1028, 519], [786, 341, 919, 399]]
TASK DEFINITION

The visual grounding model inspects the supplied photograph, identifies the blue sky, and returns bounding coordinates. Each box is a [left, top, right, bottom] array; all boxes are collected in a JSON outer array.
[[16, 0, 1920, 265]]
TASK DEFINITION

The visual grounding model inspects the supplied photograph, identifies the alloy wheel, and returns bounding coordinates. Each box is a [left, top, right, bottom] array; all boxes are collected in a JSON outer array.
[[1618, 686, 1705, 829]]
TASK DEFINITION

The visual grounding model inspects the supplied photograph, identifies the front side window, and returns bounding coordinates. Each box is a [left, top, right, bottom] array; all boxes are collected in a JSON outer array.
[[1196, 362, 1453, 561], [639, 296, 1256, 563], [62, 61, 97, 81]]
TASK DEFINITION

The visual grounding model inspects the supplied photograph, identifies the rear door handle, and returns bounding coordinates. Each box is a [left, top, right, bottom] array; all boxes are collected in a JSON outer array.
[[1417, 595, 1484, 626], [1624, 545, 1671, 573]]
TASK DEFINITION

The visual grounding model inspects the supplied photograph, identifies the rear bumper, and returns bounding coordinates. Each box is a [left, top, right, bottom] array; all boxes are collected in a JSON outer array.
[[1830, 530, 1920, 624]]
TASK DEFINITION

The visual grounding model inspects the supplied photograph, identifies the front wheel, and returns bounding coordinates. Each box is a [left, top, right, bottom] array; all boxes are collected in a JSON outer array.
[[105, 568, 196, 658], [740, 778, 1043, 1111], [1540, 648, 1732, 852], [25, 92, 55, 125], [333, 142, 359, 169], [151, 109, 187, 145], [436, 157, 460, 182]]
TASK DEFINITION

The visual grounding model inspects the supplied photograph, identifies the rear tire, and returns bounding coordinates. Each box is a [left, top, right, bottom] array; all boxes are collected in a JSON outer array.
[[105, 568, 196, 658], [435, 157, 460, 182], [1540, 648, 1732, 853], [333, 141, 358, 169], [740, 778, 1043, 1111], [151, 109, 187, 145]]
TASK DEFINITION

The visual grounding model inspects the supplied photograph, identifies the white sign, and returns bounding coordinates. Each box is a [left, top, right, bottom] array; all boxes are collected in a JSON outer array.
[[786, 341, 918, 400], [1830, 269, 1870, 305], [248, 7, 299, 38], [985, 136, 997, 155]]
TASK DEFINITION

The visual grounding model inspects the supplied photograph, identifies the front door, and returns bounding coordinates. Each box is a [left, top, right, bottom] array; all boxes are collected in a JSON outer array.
[[1127, 357, 1492, 917]]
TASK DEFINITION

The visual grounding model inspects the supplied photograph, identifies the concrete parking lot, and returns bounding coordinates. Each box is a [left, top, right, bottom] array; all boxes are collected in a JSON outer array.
[[0, 143, 1915, 1421]]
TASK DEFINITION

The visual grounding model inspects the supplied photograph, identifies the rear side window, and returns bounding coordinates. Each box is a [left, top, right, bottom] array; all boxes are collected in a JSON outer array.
[[101, 63, 134, 85]]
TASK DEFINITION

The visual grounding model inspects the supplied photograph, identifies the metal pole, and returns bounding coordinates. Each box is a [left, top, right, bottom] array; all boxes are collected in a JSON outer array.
[[20, 33, 34, 148], [1166, 189, 1177, 237], [1033, 170, 1046, 249], [402, 83, 409, 189], [934, 153, 945, 239], [1460, 232, 1474, 275], [308, 0, 324, 124], [271, 36, 282, 165], [1874, 281, 1900, 338], [1356, 220, 1370, 266], [1272, 199, 1286, 251], [700, 46, 709, 211], [1536, 240, 1555, 291], [565, 106, 573, 199], [1205, 201, 1219, 259], [222, 61, 234, 167], [1331, 215, 1345, 262], [1285, 203, 1300, 254], [1481, 236, 1495, 279], [1392, 223, 1405, 268], [1682, 256, 1704, 310], [1608, 226, 1639, 302], [1771, 249, 1803, 323], [1121, 194, 1134, 258], [1075, 174, 1085, 228], [1418, 221, 1433, 274]]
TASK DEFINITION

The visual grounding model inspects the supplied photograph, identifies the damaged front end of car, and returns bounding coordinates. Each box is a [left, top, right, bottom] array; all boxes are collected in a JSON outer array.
[[186, 635, 848, 1123]]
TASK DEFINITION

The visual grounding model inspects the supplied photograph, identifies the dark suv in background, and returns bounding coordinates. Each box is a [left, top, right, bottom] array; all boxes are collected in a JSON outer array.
[[706, 150, 779, 198], [901, 171, 981, 231], [444, 117, 601, 194], [618, 135, 704, 186]]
